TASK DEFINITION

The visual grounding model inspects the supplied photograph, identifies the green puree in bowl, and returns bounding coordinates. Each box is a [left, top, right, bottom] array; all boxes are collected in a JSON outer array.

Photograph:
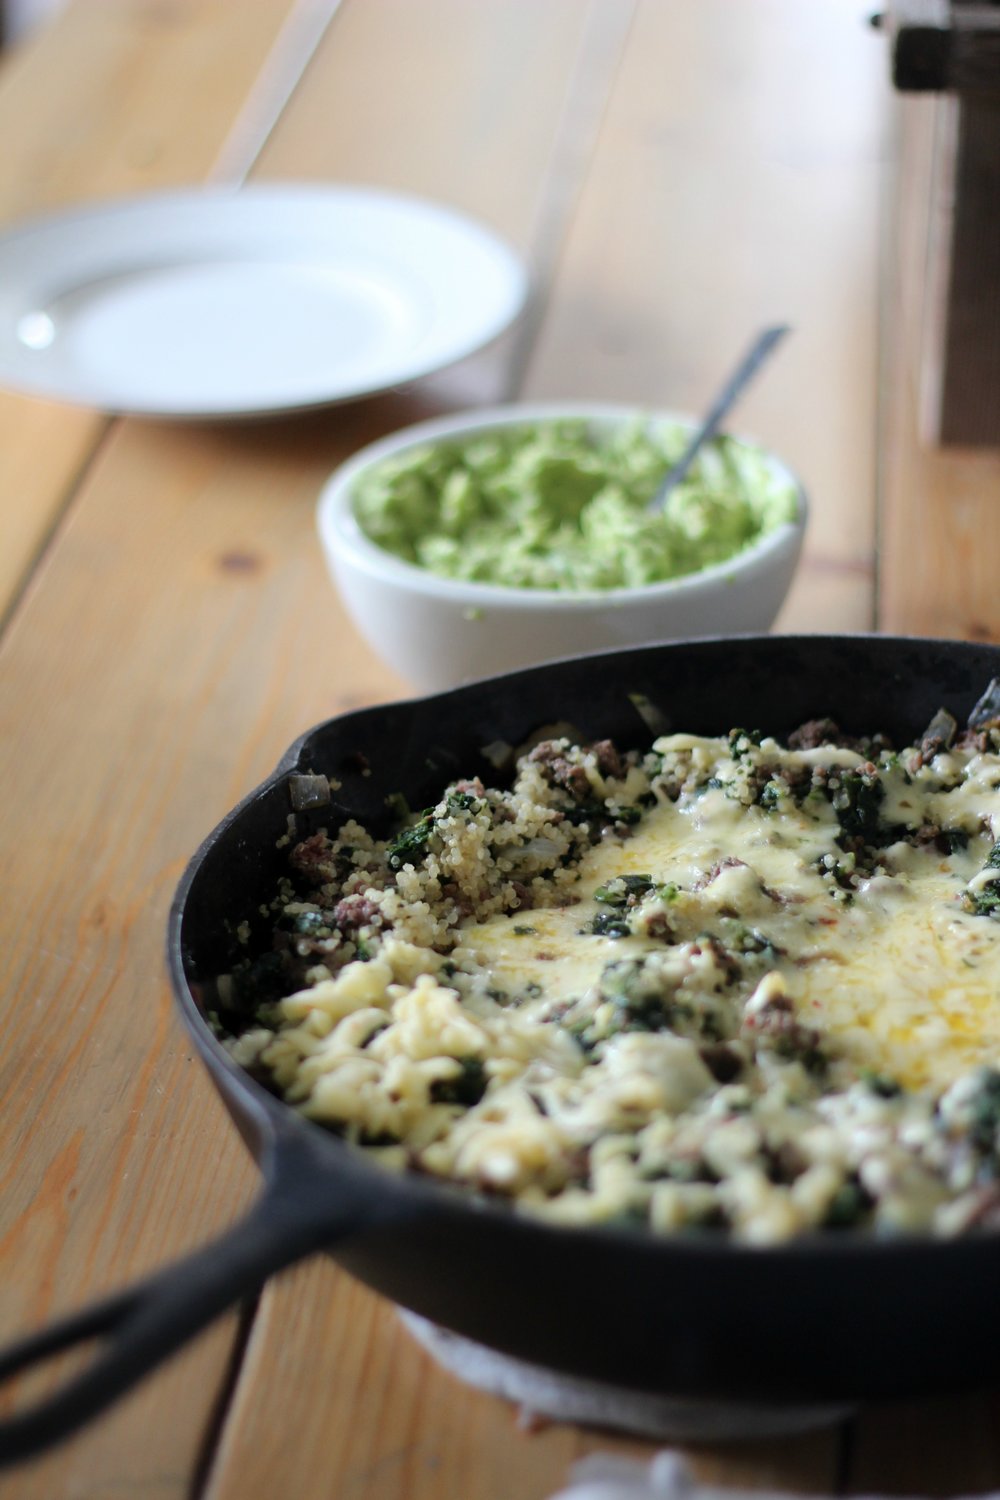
[[351, 418, 799, 592]]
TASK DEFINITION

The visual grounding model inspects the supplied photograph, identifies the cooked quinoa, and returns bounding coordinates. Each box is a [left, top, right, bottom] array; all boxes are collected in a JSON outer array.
[[223, 705, 1000, 1244]]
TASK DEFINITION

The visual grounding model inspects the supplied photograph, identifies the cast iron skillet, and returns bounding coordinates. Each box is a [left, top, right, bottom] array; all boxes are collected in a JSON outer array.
[[3, 634, 1000, 1465]]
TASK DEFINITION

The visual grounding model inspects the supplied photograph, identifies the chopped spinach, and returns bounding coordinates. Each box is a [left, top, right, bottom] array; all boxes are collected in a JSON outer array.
[[446, 790, 481, 813], [733, 926, 783, 959], [968, 1068, 1000, 1156], [430, 1056, 488, 1107], [293, 909, 326, 936], [229, 951, 291, 1013], [966, 886, 1000, 918], [964, 841, 1000, 917], [861, 1070, 902, 1099], [609, 804, 645, 825], [824, 1179, 872, 1228], [593, 873, 655, 907], [587, 912, 633, 938], [386, 812, 435, 869], [834, 768, 885, 841], [600, 957, 691, 1030], [758, 780, 786, 812], [562, 799, 645, 830], [728, 728, 763, 759]]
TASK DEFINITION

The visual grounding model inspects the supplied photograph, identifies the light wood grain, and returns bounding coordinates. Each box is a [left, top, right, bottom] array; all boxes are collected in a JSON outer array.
[[204, 1260, 841, 1500], [0, 0, 320, 217], [1, 1, 986, 1497], [0, 394, 100, 626], [0, 3, 360, 1494], [206, 1261, 625, 1500], [200, 4, 885, 1499], [252, 0, 605, 244], [879, 93, 1000, 639], [0, 409, 396, 1498], [251, 0, 637, 416], [523, 0, 889, 636], [0, 0, 327, 624]]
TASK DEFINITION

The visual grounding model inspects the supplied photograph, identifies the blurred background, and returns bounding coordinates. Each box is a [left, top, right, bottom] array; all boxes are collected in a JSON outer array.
[[3, 5, 1000, 1497], [1, 0, 63, 47]]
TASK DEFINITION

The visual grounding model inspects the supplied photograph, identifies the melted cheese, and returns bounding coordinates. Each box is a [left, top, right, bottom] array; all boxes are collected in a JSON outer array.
[[456, 785, 1000, 1092], [233, 722, 1000, 1241]]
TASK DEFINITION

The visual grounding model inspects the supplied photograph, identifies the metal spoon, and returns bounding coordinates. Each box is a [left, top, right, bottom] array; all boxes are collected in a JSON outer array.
[[648, 324, 790, 512]]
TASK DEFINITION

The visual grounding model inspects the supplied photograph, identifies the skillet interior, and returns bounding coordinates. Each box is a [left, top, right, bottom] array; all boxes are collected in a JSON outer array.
[[172, 635, 1000, 1403]]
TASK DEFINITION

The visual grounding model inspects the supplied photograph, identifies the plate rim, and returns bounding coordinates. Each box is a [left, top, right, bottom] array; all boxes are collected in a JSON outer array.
[[0, 182, 529, 419]]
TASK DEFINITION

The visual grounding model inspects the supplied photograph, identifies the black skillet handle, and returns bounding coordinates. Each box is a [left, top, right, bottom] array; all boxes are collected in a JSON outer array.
[[0, 1127, 422, 1467]]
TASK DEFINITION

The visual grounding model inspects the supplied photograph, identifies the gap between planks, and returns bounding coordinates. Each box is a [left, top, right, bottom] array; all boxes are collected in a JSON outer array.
[[499, 0, 639, 402], [207, 0, 345, 186], [190, 6, 657, 1497]]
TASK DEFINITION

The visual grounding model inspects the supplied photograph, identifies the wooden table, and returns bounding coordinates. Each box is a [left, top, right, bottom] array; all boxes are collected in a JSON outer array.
[[2, 2, 999, 1495]]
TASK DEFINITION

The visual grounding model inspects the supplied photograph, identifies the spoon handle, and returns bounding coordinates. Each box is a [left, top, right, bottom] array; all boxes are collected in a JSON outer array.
[[649, 323, 790, 512]]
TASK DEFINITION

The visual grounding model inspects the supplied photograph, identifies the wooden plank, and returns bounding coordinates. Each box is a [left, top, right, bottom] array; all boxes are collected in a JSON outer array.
[[201, 4, 879, 1499], [250, 0, 610, 248], [0, 394, 99, 626], [192, 4, 669, 1499], [0, 5, 931, 1500], [206, 1262, 617, 1500], [0, 407, 406, 1499], [0, 0, 319, 217], [248, 0, 638, 416], [0, 4, 367, 1494], [879, 92, 1000, 638], [0, 0, 320, 623], [522, 0, 889, 636], [205, 1263, 840, 1500]]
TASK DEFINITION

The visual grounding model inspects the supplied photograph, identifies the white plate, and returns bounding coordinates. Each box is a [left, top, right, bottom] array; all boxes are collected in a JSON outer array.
[[0, 185, 527, 418]]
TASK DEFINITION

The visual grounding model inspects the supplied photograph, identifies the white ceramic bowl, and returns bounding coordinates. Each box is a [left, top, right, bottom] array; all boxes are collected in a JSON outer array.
[[317, 403, 807, 692]]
